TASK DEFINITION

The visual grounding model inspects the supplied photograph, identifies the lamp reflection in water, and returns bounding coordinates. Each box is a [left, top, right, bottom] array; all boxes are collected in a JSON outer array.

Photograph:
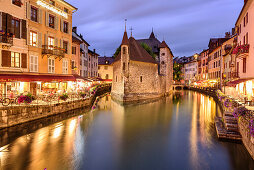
[[52, 123, 64, 139]]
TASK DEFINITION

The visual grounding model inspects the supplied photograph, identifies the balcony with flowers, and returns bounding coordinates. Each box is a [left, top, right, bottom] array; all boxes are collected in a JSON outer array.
[[42, 45, 65, 60], [232, 44, 250, 58], [0, 31, 14, 46]]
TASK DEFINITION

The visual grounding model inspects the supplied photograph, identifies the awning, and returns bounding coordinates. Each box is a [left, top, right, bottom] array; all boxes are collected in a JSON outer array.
[[0, 73, 79, 82], [227, 78, 254, 87]]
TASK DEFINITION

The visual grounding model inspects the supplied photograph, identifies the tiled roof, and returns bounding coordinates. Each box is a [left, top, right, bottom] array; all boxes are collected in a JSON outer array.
[[115, 36, 157, 64], [137, 31, 161, 54], [98, 57, 114, 65]]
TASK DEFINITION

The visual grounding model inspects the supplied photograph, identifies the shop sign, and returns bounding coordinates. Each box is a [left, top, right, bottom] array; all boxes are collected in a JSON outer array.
[[37, 0, 68, 19]]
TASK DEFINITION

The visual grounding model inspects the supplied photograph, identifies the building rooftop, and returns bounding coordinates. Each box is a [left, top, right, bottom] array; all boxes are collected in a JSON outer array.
[[137, 31, 161, 54], [115, 33, 157, 64], [98, 57, 114, 65]]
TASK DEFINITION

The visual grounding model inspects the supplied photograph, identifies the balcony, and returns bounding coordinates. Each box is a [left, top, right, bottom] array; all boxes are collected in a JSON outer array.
[[0, 33, 13, 47], [232, 44, 249, 58], [42, 45, 65, 60]]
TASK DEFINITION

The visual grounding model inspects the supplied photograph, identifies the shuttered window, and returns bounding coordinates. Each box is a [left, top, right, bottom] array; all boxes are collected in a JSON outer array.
[[12, 18, 20, 38], [63, 21, 68, 33], [63, 41, 68, 54], [243, 58, 246, 73], [62, 60, 68, 74], [48, 36, 54, 49], [30, 55, 38, 72], [11, 52, 20, 67], [48, 58, 55, 73], [1, 50, 11, 67], [31, 6, 38, 22], [49, 15, 55, 29], [21, 53, 27, 68]]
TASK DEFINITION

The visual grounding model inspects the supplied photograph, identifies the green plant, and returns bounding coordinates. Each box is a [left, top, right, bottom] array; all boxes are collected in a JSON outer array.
[[59, 93, 68, 101]]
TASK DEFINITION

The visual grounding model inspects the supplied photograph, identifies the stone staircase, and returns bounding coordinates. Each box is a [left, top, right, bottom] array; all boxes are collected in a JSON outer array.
[[215, 111, 242, 141]]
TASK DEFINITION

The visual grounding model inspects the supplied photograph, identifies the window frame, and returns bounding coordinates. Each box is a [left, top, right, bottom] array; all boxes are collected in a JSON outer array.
[[48, 58, 55, 73], [30, 31, 38, 47], [30, 55, 38, 72], [31, 6, 38, 22], [62, 59, 68, 74], [49, 14, 55, 29], [11, 52, 20, 68], [12, 18, 20, 38]]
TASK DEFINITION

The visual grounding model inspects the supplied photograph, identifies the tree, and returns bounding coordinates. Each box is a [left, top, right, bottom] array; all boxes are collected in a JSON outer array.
[[113, 46, 121, 59], [140, 43, 156, 60], [173, 62, 183, 81]]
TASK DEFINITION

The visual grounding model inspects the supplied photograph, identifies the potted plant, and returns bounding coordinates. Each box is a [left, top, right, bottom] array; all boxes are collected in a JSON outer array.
[[59, 93, 68, 101], [18, 93, 35, 104]]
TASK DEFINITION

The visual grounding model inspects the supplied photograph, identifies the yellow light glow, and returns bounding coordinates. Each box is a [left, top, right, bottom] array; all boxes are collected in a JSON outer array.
[[239, 82, 244, 94], [246, 80, 253, 96], [37, 0, 68, 18], [69, 119, 77, 133], [52, 123, 63, 139]]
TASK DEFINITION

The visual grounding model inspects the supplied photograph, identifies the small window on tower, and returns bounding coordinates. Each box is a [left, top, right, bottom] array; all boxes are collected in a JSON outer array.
[[162, 53, 165, 56], [123, 62, 125, 70], [161, 61, 165, 64], [140, 76, 142, 82], [123, 47, 126, 54], [116, 76, 117, 82]]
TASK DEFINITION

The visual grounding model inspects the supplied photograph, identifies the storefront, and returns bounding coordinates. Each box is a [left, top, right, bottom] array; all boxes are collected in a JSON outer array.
[[0, 74, 92, 97]]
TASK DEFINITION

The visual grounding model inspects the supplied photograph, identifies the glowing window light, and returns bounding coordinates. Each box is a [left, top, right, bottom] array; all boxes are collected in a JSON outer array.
[[246, 80, 253, 96], [239, 82, 244, 94], [37, 0, 68, 19]]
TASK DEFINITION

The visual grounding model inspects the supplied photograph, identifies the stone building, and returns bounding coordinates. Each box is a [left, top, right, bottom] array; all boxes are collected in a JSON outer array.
[[98, 56, 114, 81], [111, 30, 174, 103]]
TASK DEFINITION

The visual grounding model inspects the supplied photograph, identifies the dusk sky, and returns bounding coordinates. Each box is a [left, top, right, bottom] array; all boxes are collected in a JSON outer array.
[[67, 0, 244, 57]]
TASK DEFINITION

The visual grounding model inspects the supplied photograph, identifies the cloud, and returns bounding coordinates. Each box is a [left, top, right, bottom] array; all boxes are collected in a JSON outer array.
[[66, 0, 243, 57]]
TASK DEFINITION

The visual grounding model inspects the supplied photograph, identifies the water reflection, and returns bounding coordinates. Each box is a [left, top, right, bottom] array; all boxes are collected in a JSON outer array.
[[0, 91, 253, 170]]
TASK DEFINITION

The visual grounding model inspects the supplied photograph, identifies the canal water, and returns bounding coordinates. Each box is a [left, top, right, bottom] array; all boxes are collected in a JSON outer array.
[[0, 91, 254, 170]]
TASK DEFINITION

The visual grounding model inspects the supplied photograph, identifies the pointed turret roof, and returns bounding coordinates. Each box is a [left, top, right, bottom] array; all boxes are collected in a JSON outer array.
[[121, 31, 129, 45], [149, 31, 156, 39], [159, 40, 169, 49]]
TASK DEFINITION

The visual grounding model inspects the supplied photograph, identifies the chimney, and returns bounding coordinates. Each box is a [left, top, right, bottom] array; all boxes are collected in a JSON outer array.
[[72, 26, 77, 33]]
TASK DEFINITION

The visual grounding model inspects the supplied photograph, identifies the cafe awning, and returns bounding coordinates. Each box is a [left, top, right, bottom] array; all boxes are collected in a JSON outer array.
[[227, 78, 254, 87], [0, 73, 82, 82]]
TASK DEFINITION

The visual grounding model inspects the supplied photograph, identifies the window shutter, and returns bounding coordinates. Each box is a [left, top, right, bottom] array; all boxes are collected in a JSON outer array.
[[38, 9, 42, 24], [0, 13, 2, 31], [55, 16, 58, 30], [26, 2, 31, 19], [2, 12, 7, 33], [60, 19, 63, 32], [68, 41, 71, 54], [2, 50, 11, 67], [21, 53, 27, 68], [60, 39, 62, 48], [45, 12, 49, 27], [54, 38, 58, 47], [68, 22, 71, 34], [38, 33, 42, 47], [44, 34, 48, 46], [22, 20, 27, 40], [6, 14, 12, 34]]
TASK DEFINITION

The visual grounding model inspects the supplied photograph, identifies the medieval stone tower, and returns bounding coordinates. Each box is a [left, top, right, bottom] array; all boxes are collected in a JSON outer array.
[[111, 29, 174, 103]]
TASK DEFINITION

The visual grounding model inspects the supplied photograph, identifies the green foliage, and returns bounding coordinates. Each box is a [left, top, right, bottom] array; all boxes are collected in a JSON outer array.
[[173, 62, 183, 81], [113, 46, 121, 58], [140, 43, 156, 60]]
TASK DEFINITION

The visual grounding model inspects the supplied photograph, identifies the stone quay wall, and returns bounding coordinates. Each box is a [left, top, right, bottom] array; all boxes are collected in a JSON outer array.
[[0, 85, 111, 129], [187, 86, 254, 160]]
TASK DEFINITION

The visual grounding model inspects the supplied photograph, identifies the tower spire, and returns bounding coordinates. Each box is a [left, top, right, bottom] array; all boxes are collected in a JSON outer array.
[[125, 19, 127, 32], [130, 27, 134, 37]]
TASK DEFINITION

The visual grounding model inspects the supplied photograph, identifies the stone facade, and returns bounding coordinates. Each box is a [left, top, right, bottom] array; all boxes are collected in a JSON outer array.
[[111, 31, 173, 103]]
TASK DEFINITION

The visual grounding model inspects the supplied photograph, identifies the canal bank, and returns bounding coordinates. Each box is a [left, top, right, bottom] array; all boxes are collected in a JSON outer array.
[[186, 86, 254, 160], [0, 85, 111, 130], [1, 91, 253, 170]]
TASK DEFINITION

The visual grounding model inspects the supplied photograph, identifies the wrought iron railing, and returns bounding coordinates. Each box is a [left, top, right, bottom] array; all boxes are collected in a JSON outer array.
[[42, 45, 65, 58], [0, 34, 13, 45]]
